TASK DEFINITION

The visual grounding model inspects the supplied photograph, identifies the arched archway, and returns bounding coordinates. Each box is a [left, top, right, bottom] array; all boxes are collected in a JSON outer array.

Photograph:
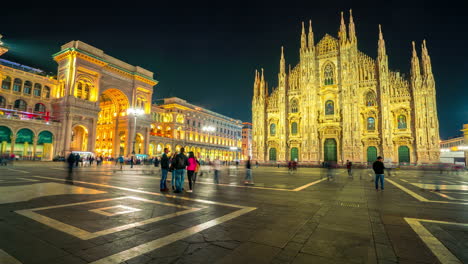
[[37, 131, 54, 160], [0, 126, 12, 155], [290, 147, 299, 161], [367, 146, 377, 163], [269, 148, 277, 161], [15, 128, 34, 158], [324, 138, 337, 162], [96, 89, 129, 157], [70, 125, 88, 152], [398, 146, 410, 163]]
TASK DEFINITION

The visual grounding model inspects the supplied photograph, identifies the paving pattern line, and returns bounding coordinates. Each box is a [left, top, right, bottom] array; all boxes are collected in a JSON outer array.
[[89, 207, 256, 264], [292, 178, 327, 191], [404, 218, 463, 264], [7, 168, 30, 174], [387, 179, 468, 205], [0, 249, 22, 264]]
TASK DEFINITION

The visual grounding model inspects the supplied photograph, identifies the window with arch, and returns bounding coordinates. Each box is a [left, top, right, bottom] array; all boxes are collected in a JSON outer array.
[[84, 84, 90, 100], [2, 76, 11, 90], [398, 115, 407, 129], [24, 81, 32, 94], [325, 100, 334, 115], [291, 122, 298, 135], [34, 103, 46, 113], [13, 78, 22, 92], [290, 99, 299, 113], [323, 63, 335, 85], [270, 123, 276, 136], [365, 91, 376, 106], [0, 96, 6, 108], [44, 86, 51, 99], [367, 117, 375, 130], [14, 99, 27, 111], [33, 83, 42, 97]]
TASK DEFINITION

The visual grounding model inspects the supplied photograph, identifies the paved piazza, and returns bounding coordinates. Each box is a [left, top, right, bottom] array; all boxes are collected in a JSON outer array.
[[0, 163, 468, 264]]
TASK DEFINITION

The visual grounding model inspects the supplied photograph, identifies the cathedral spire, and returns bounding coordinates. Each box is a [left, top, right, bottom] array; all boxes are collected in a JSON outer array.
[[339, 11, 347, 45], [421, 39, 433, 77], [411, 41, 421, 83], [348, 9, 357, 44], [378, 24, 386, 58], [280, 46, 286, 74], [308, 20, 314, 50], [301, 21, 307, 51], [253, 69, 259, 97]]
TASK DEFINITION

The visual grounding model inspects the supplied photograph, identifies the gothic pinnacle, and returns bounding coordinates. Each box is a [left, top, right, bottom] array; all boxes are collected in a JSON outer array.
[[308, 20, 314, 49], [301, 21, 307, 50], [339, 11, 347, 44], [348, 9, 356, 43]]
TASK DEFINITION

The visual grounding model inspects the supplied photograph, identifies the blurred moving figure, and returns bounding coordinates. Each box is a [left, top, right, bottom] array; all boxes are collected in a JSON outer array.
[[244, 156, 253, 185]]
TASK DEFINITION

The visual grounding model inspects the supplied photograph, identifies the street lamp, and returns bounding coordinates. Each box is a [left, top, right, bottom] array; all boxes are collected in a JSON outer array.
[[127, 108, 144, 155]]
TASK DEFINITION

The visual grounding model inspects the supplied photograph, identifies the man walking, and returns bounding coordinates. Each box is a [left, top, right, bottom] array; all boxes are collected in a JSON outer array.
[[160, 148, 170, 192], [244, 156, 253, 185], [373, 156, 385, 191], [172, 147, 188, 193], [213, 157, 221, 184], [346, 160, 353, 177]]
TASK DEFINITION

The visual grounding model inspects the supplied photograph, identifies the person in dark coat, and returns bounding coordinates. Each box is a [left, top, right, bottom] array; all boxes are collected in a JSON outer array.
[[373, 156, 385, 191]]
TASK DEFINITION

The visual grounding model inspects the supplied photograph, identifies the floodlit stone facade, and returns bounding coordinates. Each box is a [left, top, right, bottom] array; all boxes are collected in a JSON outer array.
[[252, 11, 440, 164]]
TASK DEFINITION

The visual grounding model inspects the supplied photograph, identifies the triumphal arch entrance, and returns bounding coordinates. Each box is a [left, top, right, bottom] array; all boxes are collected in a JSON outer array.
[[52, 41, 157, 157]]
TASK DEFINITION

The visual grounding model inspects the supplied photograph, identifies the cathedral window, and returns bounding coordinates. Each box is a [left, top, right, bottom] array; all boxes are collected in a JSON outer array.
[[291, 122, 298, 135], [367, 117, 375, 131], [290, 99, 299, 113], [0, 96, 6, 108], [76, 82, 83, 98], [13, 78, 22, 92], [325, 100, 334, 115], [23, 81, 32, 95], [398, 115, 407, 129], [14, 99, 27, 111], [84, 84, 90, 100], [34, 103, 46, 113], [323, 64, 335, 85], [365, 91, 376, 106], [33, 83, 42, 97], [44, 86, 51, 99], [2, 76, 11, 90], [270, 123, 276, 136]]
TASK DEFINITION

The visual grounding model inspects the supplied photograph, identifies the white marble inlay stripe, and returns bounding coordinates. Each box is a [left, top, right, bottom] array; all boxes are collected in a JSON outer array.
[[293, 178, 327, 191], [16, 196, 204, 240], [0, 249, 22, 264], [89, 207, 256, 264], [405, 218, 463, 264]]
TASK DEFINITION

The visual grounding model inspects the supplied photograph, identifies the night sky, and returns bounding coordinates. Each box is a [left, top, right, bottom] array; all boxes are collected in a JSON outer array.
[[1, 2, 466, 139]]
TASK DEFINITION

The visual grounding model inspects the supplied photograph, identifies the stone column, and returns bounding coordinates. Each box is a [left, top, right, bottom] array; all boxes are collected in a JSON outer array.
[[63, 113, 73, 155], [88, 118, 97, 153], [10, 136, 16, 156], [32, 136, 38, 160], [126, 116, 135, 157], [144, 127, 150, 155]]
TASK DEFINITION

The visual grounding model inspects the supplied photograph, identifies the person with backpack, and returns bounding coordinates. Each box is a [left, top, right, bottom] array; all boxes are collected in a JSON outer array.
[[117, 155, 125, 170], [186, 152, 200, 193], [373, 156, 385, 191], [160, 148, 170, 192], [172, 148, 188, 193]]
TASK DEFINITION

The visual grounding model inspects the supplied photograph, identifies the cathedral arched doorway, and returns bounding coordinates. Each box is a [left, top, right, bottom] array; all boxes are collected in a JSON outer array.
[[290, 147, 299, 161], [0, 126, 12, 155], [324, 138, 337, 162], [135, 133, 144, 154], [37, 131, 54, 160], [71, 125, 88, 152], [96, 89, 129, 157], [398, 146, 410, 164], [367, 146, 378, 163], [269, 148, 277, 161], [15, 128, 34, 158]]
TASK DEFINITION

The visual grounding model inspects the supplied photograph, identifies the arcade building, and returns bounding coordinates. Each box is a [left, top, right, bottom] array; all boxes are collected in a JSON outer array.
[[0, 38, 242, 160]]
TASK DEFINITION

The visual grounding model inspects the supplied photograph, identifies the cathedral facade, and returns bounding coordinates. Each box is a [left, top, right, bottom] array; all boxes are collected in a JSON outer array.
[[252, 11, 440, 165]]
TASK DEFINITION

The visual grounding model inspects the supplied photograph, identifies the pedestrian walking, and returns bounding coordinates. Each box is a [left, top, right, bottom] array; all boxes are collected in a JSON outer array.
[[67, 153, 75, 174], [117, 155, 124, 170], [130, 156, 135, 168], [244, 156, 253, 184], [373, 156, 385, 191], [288, 161, 293, 174], [154, 157, 160, 168], [346, 160, 353, 177], [160, 148, 169, 192], [255, 161, 259, 168], [186, 152, 200, 192], [213, 157, 221, 184], [172, 148, 188, 193]]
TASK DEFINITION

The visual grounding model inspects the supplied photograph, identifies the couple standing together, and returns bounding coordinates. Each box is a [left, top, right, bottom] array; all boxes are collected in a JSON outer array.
[[159, 147, 199, 193]]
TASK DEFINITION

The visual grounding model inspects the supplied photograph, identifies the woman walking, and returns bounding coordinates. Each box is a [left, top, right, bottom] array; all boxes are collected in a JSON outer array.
[[186, 152, 200, 193]]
